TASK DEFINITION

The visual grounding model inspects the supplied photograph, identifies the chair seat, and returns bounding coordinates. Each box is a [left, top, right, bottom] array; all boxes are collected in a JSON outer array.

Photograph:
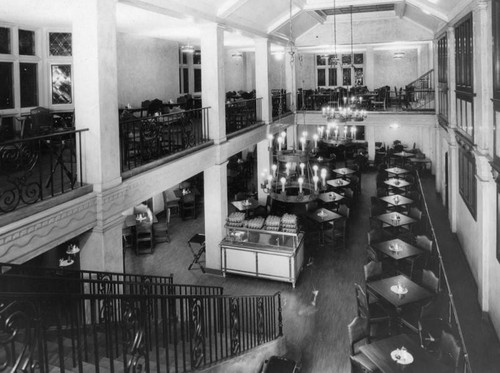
[[350, 352, 379, 372]]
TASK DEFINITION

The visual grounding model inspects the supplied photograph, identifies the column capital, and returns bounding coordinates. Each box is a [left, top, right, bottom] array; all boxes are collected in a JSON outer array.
[[475, 153, 495, 182]]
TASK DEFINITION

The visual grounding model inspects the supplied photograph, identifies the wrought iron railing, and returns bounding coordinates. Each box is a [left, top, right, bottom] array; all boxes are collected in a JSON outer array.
[[120, 107, 210, 173], [0, 129, 88, 215], [225, 98, 262, 135], [415, 171, 471, 373], [406, 69, 435, 111], [0, 291, 282, 373], [272, 92, 291, 120]]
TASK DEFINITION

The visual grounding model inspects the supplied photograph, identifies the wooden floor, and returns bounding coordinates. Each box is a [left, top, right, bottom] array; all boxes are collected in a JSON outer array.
[[125, 170, 500, 373]]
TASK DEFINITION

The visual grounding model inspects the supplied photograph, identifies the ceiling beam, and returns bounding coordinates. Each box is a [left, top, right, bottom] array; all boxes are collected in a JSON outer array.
[[395, 1, 406, 18], [119, 0, 290, 44], [217, 0, 250, 18], [406, 0, 448, 22], [266, 6, 301, 34]]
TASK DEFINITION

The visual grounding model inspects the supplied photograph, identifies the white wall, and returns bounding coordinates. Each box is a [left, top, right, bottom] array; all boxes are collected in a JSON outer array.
[[373, 49, 420, 90], [224, 50, 248, 92], [116, 33, 179, 108]]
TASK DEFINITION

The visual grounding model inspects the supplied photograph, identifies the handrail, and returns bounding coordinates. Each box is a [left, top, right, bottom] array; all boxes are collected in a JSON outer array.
[[415, 171, 471, 372], [0, 290, 283, 372], [407, 69, 434, 89], [0, 128, 89, 146]]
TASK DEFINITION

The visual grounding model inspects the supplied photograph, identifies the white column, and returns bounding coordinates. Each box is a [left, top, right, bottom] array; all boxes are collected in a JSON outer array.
[[365, 47, 375, 90], [204, 163, 228, 272], [475, 155, 495, 310], [73, 0, 123, 272], [201, 23, 226, 144], [255, 38, 272, 123], [448, 27, 457, 128], [257, 140, 271, 204], [474, 0, 493, 153]]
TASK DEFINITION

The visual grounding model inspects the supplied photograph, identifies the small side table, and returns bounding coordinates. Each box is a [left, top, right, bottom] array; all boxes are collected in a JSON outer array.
[[188, 233, 206, 273]]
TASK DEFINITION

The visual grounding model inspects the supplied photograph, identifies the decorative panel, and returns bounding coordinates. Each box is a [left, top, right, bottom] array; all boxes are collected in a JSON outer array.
[[49, 32, 72, 56], [354, 53, 363, 64], [342, 54, 351, 65]]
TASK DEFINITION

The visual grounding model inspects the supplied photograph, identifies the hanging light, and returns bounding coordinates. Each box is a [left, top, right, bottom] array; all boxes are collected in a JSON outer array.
[[232, 51, 243, 59], [181, 42, 195, 54], [393, 51, 405, 59], [330, 0, 340, 67]]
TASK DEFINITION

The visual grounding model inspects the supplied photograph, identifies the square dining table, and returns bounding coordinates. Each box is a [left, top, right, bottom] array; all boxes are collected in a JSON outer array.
[[376, 212, 417, 234], [384, 178, 411, 192], [231, 198, 259, 217], [318, 191, 345, 204], [373, 238, 423, 261], [385, 167, 409, 178], [379, 194, 414, 212], [327, 178, 351, 189], [332, 167, 355, 178], [306, 208, 343, 245], [367, 274, 433, 309], [359, 334, 453, 373]]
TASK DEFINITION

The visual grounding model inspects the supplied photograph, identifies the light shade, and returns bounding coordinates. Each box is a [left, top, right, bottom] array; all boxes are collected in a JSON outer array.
[[181, 44, 195, 53], [393, 51, 405, 59], [232, 52, 243, 59]]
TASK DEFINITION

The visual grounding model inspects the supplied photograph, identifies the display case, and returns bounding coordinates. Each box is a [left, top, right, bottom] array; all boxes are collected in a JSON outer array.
[[220, 225, 305, 288]]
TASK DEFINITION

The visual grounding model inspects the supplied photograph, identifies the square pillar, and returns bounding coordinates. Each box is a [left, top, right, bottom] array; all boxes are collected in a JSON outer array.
[[204, 163, 228, 272], [255, 38, 272, 123], [257, 139, 271, 204], [201, 23, 226, 144]]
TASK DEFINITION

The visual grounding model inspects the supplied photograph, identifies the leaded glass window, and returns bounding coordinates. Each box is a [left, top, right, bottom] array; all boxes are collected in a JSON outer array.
[[0, 27, 11, 54], [0, 62, 14, 109], [49, 32, 72, 56], [19, 29, 35, 56], [343, 68, 351, 86], [51, 64, 72, 104], [342, 54, 352, 65]]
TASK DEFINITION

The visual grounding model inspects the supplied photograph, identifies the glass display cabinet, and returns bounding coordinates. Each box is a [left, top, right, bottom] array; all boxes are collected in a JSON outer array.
[[220, 225, 305, 288]]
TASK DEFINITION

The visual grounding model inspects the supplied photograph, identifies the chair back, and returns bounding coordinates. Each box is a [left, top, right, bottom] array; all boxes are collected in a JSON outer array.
[[136, 220, 153, 233], [338, 204, 350, 218], [182, 192, 196, 205], [409, 206, 422, 220], [354, 283, 370, 319], [421, 269, 440, 293], [366, 245, 381, 262], [29, 107, 52, 136], [364, 261, 383, 282], [438, 330, 463, 372], [415, 235, 433, 253], [367, 228, 392, 245], [347, 316, 370, 354]]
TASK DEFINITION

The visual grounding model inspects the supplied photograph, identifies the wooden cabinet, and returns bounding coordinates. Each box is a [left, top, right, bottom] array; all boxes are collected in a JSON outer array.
[[220, 226, 305, 288]]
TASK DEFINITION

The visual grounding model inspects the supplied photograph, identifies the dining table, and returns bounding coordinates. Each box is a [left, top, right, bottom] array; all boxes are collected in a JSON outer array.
[[306, 208, 343, 245], [327, 178, 351, 189], [359, 333, 453, 373], [379, 194, 414, 212], [367, 274, 434, 310], [384, 178, 411, 193], [173, 186, 200, 199], [375, 211, 417, 234], [385, 167, 409, 178], [393, 151, 414, 166], [372, 238, 424, 262], [231, 198, 259, 218], [318, 191, 345, 204], [332, 167, 356, 178], [123, 213, 158, 228]]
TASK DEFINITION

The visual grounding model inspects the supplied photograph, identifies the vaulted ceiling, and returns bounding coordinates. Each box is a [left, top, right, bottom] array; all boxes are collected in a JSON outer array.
[[3, 0, 474, 52]]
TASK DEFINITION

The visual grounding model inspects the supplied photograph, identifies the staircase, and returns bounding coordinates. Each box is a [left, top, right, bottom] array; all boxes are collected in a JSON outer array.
[[405, 69, 435, 111], [0, 263, 283, 372]]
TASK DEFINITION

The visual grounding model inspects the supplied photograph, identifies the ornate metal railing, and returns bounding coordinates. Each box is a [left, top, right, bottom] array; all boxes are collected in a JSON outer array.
[[272, 92, 291, 119], [0, 291, 282, 373], [406, 69, 435, 111], [120, 107, 210, 173], [415, 171, 471, 373], [0, 129, 88, 215], [225, 98, 262, 135]]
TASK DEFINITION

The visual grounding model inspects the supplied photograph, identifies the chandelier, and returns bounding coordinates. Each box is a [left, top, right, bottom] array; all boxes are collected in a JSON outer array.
[[181, 41, 195, 54], [260, 132, 330, 204]]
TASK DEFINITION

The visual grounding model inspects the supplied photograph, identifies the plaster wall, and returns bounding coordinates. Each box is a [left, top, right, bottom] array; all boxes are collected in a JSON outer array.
[[116, 33, 179, 108], [373, 49, 420, 90], [456, 196, 480, 282], [296, 54, 317, 90], [269, 55, 287, 90], [224, 50, 247, 92], [488, 246, 500, 338]]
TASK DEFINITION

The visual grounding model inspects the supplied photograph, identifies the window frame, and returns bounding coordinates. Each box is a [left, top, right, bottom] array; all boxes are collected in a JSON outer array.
[[437, 33, 449, 122], [315, 53, 364, 88], [457, 141, 477, 220]]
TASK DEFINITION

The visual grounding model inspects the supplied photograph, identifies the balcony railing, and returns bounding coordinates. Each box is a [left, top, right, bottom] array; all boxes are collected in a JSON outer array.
[[120, 107, 210, 173], [225, 98, 262, 135], [0, 129, 88, 215], [272, 92, 291, 120]]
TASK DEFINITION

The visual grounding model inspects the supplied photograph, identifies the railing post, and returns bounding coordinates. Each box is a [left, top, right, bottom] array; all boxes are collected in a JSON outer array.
[[277, 293, 283, 337]]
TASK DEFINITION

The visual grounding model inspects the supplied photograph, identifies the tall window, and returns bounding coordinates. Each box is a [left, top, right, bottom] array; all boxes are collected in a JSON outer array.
[[179, 47, 201, 94], [193, 50, 201, 93], [458, 145, 476, 219], [437, 34, 448, 121], [0, 26, 40, 110], [455, 13, 474, 140], [316, 53, 364, 88]]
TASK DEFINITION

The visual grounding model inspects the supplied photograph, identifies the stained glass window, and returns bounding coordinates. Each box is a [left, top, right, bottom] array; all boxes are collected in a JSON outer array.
[[19, 29, 35, 56], [342, 54, 352, 65], [0, 27, 11, 54], [343, 68, 351, 86], [316, 55, 326, 66], [49, 32, 72, 56], [354, 68, 363, 86], [51, 64, 72, 104], [354, 53, 364, 64], [20, 63, 38, 107], [193, 51, 201, 65]]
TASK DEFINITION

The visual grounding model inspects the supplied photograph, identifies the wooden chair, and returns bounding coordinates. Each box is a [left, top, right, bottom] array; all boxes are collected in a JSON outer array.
[[135, 221, 154, 255], [364, 261, 384, 283], [28, 106, 52, 137], [347, 316, 379, 373], [354, 283, 392, 339], [400, 234, 433, 279], [417, 299, 451, 351], [179, 193, 197, 220], [367, 228, 393, 245], [372, 89, 386, 111], [436, 330, 463, 372], [421, 269, 440, 294]]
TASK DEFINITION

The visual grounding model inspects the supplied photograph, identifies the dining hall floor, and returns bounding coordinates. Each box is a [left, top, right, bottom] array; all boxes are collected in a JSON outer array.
[[125, 170, 500, 373]]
